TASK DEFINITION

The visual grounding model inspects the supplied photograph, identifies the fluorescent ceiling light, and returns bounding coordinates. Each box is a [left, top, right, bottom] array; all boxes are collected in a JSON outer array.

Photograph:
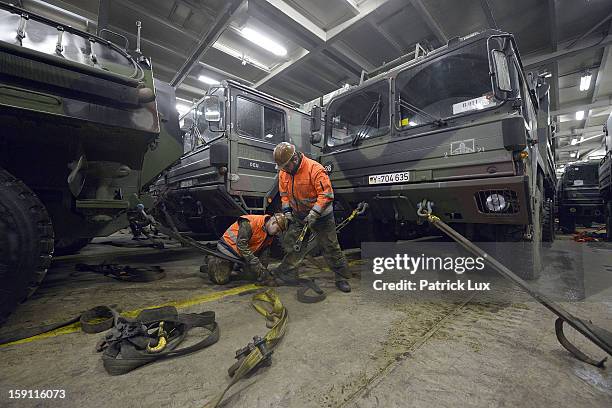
[[575, 110, 585, 121], [241, 27, 287, 57], [569, 152, 577, 158], [570, 138, 578, 145], [212, 42, 270, 71], [198, 75, 220, 85], [579, 73, 592, 91]]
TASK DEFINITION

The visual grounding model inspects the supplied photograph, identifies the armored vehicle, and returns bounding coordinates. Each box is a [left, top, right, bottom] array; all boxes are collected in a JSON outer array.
[[558, 161, 604, 232], [0, 2, 183, 322], [309, 30, 556, 279], [155, 80, 315, 236], [599, 113, 612, 240]]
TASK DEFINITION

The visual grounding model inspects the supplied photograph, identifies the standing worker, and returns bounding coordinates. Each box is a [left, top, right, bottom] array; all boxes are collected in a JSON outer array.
[[207, 213, 288, 285], [273, 142, 351, 292]]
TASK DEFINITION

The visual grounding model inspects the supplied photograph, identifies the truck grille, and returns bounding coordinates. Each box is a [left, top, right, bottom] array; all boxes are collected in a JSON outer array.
[[474, 189, 520, 215]]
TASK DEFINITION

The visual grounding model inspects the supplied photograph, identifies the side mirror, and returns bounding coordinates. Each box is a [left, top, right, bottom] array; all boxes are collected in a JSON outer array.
[[310, 105, 321, 132], [204, 95, 221, 122], [310, 131, 322, 144], [492, 50, 512, 92]]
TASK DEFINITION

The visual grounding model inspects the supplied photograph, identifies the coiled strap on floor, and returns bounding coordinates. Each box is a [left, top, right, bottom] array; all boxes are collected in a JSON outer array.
[[203, 289, 287, 408]]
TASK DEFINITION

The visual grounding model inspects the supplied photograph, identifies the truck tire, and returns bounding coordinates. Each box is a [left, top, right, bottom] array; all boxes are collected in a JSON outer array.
[[0, 169, 54, 325], [54, 237, 92, 256], [606, 202, 612, 242], [542, 199, 555, 243]]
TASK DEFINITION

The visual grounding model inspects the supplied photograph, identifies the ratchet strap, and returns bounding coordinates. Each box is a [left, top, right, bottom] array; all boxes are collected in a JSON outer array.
[[98, 306, 219, 375], [0, 305, 117, 345], [204, 289, 287, 408], [74, 263, 166, 282]]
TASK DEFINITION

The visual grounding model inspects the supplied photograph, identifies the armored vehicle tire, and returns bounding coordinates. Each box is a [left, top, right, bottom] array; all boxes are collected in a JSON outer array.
[[0, 169, 54, 325], [54, 237, 92, 256], [542, 199, 555, 243]]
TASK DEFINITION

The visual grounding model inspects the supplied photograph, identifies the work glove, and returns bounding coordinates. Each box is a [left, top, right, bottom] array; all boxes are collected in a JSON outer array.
[[305, 210, 319, 228], [284, 211, 294, 223]]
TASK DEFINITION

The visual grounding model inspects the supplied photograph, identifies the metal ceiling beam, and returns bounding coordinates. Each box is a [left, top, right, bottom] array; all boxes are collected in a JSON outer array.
[[550, 97, 612, 117], [254, 49, 309, 88], [330, 42, 377, 72], [121, 0, 199, 41], [479, 0, 498, 29], [408, 0, 448, 45], [328, 0, 392, 40], [524, 34, 612, 68], [170, 0, 244, 88], [554, 125, 607, 137], [367, 20, 404, 54]]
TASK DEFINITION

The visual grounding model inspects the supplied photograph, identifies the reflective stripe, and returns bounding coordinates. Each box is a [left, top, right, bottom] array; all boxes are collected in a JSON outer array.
[[300, 197, 317, 203], [225, 229, 238, 244], [279, 192, 288, 197], [323, 192, 334, 199], [312, 204, 322, 214]]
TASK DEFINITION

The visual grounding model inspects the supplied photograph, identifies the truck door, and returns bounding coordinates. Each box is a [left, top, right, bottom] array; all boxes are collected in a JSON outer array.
[[229, 94, 285, 194]]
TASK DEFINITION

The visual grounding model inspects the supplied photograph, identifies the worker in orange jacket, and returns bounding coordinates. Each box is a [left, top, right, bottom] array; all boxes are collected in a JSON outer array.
[[207, 213, 288, 285], [273, 142, 351, 292]]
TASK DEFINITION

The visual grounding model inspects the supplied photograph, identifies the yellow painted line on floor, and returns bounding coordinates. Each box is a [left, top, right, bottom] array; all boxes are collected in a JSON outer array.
[[1, 283, 260, 347]]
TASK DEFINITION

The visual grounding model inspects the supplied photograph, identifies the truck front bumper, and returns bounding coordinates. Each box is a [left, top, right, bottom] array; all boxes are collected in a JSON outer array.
[[334, 175, 530, 225]]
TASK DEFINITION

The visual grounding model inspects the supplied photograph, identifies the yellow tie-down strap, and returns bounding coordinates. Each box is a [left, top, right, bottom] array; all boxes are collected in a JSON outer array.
[[204, 289, 288, 408]]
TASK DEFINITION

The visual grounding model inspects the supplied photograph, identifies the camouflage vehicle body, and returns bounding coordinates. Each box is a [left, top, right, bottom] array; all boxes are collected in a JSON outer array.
[[0, 2, 182, 321], [598, 113, 612, 239], [157, 80, 315, 235], [0, 2, 182, 245], [312, 30, 556, 251], [558, 161, 604, 231]]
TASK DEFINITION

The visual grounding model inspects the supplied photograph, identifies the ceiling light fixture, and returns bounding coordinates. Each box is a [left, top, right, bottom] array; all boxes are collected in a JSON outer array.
[[212, 42, 270, 71], [569, 152, 577, 158], [570, 138, 578, 145], [575, 110, 585, 121], [198, 75, 220, 85], [241, 27, 287, 57], [579, 72, 592, 91]]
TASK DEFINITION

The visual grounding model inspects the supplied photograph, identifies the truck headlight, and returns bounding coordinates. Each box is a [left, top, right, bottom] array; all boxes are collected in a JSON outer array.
[[486, 194, 507, 212]]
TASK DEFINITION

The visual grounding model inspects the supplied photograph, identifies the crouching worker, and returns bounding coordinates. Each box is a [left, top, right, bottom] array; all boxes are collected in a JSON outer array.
[[207, 213, 288, 285]]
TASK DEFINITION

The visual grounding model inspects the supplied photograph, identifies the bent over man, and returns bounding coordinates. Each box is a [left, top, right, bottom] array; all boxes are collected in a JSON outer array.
[[273, 142, 351, 292], [207, 213, 288, 284]]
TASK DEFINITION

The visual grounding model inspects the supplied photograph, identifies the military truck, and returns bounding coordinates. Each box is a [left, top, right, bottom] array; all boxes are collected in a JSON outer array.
[[309, 30, 556, 279], [599, 113, 612, 240], [155, 80, 315, 236], [558, 161, 604, 232], [0, 2, 183, 322]]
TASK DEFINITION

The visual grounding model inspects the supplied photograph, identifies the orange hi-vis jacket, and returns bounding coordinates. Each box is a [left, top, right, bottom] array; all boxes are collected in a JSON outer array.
[[279, 154, 334, 218], [221, 215, 272, 257]]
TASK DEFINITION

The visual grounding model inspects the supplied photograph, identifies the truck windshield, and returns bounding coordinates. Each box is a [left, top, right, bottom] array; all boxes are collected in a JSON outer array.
[[563, 163, 599, 186], [395, 39, 499, 129], [185, 88, 225, 152], [326, 81, 390, 147]]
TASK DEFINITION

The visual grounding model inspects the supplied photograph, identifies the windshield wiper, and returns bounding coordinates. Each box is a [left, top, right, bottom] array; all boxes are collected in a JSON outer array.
[[399, 99, 447, 127], [351, 99, 381, 147]]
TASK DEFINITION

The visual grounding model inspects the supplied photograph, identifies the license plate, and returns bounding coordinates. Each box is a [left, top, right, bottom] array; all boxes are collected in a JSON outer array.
[[368, 171, 410, 185], [573, 180, 583, 186], [179, 179, 195, 188]]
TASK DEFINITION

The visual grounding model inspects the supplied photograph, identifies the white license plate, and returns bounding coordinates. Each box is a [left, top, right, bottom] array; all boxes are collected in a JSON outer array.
[[180, 179, 195, 188], [368, 171, 410, 185]]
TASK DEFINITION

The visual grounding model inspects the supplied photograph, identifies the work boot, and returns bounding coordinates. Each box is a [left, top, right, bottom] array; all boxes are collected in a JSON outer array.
[[335, 280, 351, 293]]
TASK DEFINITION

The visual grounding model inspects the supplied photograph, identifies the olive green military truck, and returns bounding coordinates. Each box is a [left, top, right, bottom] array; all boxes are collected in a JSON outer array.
[[558, 161, 604, 232], [0, 2, 183, 323], [309, 30, 556, 279], [155, 80, 315, 236], [599, 113, 612, 240]]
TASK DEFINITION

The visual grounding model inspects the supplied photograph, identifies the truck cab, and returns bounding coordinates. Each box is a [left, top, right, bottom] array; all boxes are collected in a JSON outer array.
[[558, 161, 604, 232], [157, 80, 315, 235], [310, 30, 556, 278]]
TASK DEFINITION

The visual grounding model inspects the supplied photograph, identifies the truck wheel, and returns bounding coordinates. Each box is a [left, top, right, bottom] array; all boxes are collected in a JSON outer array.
[[54, 237, 92, 256], [542, 199, 555, 243], [0, 169, 54, 325], [606, 202, 612, 242]]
